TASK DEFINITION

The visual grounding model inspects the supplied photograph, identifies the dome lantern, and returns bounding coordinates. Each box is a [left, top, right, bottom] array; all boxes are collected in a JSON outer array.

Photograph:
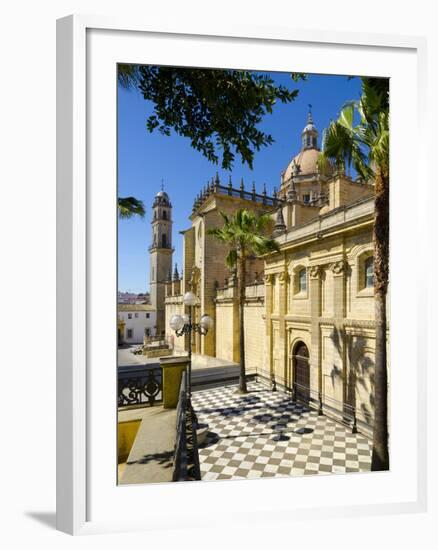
[[301, 105, 318, 150], [153, 189, 172, 208]]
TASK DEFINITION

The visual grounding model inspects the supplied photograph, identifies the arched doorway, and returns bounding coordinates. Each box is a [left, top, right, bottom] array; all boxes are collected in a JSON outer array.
[[292, 341, 310, 404]]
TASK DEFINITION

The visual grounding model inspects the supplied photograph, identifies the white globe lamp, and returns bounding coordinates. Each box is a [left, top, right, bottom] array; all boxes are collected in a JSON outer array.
[[169, 314, 184, 331], [183, 291, 198, 307], [200, 314, 214, 331]]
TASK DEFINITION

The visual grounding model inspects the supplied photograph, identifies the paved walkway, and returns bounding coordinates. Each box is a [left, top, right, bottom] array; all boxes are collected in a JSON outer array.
[[192, 382, 372, 481]]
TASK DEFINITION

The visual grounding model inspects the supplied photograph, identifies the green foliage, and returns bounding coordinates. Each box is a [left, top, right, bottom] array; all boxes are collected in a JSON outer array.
[[290, 73, 308, 82], [118, 64, 141, 89], [136, 66, 298, 170], [207, 208, 280, 265], [118, 196, 146, 219], [319, 77, 389, 179]]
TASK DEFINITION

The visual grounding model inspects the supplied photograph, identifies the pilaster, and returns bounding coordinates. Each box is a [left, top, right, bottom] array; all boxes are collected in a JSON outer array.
[[277, 271, 288, 386], [309, 265, 322, 405], [329, 259, 347, 408], [264, 274, 273, 378]]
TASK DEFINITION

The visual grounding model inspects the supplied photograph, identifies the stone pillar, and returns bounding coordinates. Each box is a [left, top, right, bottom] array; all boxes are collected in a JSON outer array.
[[264, 274, 273, 379], [309, 265, 322, 410], [277, 271, 288, 388], [160, 356, 190, 408], [200, 277, 216, 358], [117, 318, 126, 346], [329, 259, 347, 410], [331, 260, 346, 319]]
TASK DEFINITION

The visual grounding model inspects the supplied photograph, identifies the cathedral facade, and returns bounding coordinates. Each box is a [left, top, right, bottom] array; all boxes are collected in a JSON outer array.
[[164, 112, 386, 437]]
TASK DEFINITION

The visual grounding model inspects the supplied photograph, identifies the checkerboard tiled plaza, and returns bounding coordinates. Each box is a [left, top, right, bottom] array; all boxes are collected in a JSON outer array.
[[192, 381, 372, 481]]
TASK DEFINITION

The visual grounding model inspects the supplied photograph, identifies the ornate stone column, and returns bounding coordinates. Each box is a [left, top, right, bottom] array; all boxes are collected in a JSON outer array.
[[264, 274, 273, 380], [309, 265, 322, 412], [330, 260, 346, 319], [276, 271, 289, 388], [329, 259, 347, 413]]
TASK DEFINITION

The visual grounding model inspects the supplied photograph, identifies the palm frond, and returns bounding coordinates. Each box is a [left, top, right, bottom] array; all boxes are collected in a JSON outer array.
[[118, 197, 145, 219], [118, 64, 141, 90], [338, 102, 356, 132], [225, 249, 238, 268], [320, 78, 389, 182], [209, 208, 279, 263]]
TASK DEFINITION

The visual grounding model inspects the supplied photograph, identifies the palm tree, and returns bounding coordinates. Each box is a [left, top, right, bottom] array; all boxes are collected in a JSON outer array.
[[318, 77, 389, 471], [208, 209, 280, 392], [118, 196, 145, 219]]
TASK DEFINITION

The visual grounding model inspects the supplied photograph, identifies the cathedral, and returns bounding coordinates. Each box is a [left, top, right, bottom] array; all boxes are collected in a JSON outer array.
[[157, 111, 384, 438]]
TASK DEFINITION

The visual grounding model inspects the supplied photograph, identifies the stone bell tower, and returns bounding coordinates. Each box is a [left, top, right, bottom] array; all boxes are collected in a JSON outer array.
[[149, 187, 173, 335]]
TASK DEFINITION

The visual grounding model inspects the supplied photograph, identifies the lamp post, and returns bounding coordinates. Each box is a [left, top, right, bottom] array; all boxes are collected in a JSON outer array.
[[169, 291, 214, 409]]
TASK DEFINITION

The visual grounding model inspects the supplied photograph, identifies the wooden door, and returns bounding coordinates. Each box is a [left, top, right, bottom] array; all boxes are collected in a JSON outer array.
[[293, 342, 310, 403]]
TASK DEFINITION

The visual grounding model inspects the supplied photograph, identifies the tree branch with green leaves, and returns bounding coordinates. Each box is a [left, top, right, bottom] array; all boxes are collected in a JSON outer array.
[[119, 64, 298, 171]]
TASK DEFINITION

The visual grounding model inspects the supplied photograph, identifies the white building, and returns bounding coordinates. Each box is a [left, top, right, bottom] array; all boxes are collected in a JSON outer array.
[[118, 304, 157, 344]]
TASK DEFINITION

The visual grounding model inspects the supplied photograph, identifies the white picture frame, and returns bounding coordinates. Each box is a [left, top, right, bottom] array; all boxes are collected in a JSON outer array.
[[56, 15, 428, 535]]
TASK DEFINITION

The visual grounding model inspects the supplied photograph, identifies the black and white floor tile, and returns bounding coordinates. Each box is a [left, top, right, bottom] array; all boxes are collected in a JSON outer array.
[[192, 382, 372, 481]]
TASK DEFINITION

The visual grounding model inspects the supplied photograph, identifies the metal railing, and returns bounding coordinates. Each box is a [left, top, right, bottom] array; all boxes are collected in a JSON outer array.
[[251, 368, 374, 434], [172, 372, 201, 481], [117, 365, 163, 408]]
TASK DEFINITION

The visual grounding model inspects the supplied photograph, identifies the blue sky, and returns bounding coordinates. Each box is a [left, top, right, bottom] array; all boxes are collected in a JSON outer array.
[[118, 71, 362, 293]]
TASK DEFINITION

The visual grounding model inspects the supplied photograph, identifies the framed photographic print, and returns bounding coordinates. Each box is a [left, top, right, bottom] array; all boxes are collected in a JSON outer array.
[[57, 15, 427, 535]]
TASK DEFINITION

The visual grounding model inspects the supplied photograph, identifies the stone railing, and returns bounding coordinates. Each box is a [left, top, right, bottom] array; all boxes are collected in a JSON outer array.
[[215, 281, 265, 302], [215, 286, 236, 300], [245, 282, 265, 300]]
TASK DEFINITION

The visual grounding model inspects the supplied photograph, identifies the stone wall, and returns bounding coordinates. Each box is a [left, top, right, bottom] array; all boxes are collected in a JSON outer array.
[[164, 295, 185, 354], [214, 283, 266, 367], [215, 302, 236, 362]]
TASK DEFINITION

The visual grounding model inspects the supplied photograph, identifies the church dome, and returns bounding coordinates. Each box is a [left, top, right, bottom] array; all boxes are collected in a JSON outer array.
[[281, 109, 333, 183], [283, 148, 321, 181]]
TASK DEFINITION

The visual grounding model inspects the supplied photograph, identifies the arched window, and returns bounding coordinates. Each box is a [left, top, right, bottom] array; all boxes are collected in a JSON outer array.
[[298, 268, 307, 293], [365, 256, 374, 288], [162, 210, 167, 220], [295, 268, 307, 294], [162, 234, 167, 248]]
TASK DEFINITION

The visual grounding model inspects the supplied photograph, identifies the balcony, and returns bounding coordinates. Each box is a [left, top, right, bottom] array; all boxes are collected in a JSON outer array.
[[118, 358, 201, 484]]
